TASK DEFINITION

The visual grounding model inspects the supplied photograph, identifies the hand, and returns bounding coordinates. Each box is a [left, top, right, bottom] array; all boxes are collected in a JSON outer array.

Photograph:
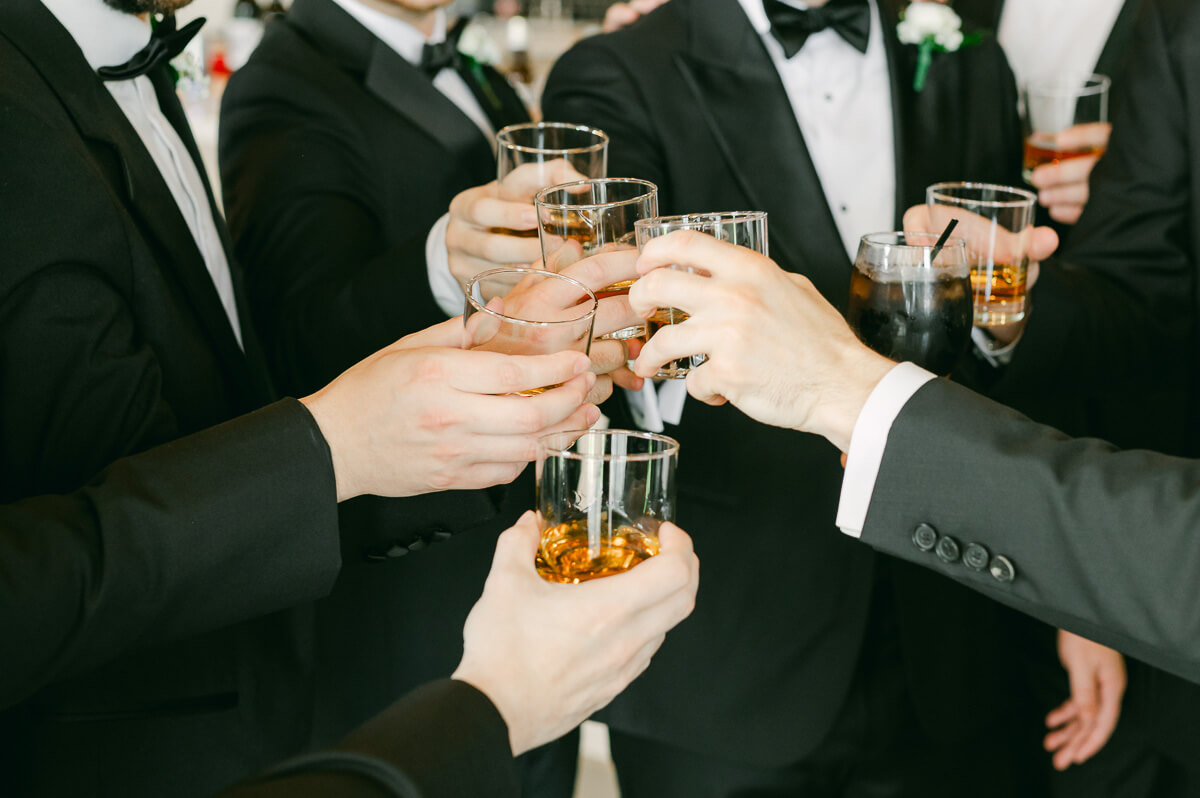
[[446, 161, 586, 286], [557, 248, 647, 395], [602, 0, 668, 31], [629, 231, 895, 450], [902, 204, 1060, 266], [903, 204, 1058, 345], [300, 329, 601, 500], [452, 512, 699, 754], [1045, 630, 1127, 770], [1029, 123, 1112, 224]]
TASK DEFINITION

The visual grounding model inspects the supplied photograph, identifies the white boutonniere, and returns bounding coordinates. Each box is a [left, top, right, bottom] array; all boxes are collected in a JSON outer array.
[[170, 48, 208, 91], [897, 1, 982, 92]]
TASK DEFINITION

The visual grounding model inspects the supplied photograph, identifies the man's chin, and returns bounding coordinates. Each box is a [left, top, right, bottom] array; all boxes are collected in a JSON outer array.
[[103, 0, 194, 15]]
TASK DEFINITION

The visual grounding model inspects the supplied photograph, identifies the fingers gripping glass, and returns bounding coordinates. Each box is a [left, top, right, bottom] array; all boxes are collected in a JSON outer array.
[[1022, 73, 1110, 182], [463, 267, 598, 395], [535, 179, 659, 343], [634, 211, 769, 379], [536, 429, 679, 584], [925, 182, 1036, 328]]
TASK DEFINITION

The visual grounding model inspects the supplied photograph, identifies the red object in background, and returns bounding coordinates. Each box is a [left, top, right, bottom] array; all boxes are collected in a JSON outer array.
[[209, 51, 232, 77]]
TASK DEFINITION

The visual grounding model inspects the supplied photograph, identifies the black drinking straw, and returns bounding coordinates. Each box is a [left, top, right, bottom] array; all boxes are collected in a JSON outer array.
[[928, 218, 959, 263]]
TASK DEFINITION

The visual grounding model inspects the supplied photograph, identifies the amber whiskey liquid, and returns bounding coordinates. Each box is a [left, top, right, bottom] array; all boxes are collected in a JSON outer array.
[[536, 519, 660, 583], [644, 307, 704, 377], [1022, 133, 1106, 181], [970, 261, 1027, 326]]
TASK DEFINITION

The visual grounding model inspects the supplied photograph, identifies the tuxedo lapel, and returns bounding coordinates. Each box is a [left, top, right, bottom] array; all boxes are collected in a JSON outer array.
[[674, 0, 842, 279], [151, 67, 275, 392], [879, 0, 968, 214], [1094, 0, 1144, 90], [288, 0, 493, 167], [0, 0, 251, 378]]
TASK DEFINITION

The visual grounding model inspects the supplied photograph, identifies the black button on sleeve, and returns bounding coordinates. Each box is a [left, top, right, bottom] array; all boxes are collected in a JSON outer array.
[[935, 536, 961, 564], [912, 523, 938, 552], [989, 555, 1016, 583], [964, 543, 989, 572]]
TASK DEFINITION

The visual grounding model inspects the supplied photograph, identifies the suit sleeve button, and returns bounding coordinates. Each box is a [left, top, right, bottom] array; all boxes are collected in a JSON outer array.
[[935, 536, 961, 563], [989, 555, 1016, 583], [964, 543, 990, 571], [912, 523, 938, 552]]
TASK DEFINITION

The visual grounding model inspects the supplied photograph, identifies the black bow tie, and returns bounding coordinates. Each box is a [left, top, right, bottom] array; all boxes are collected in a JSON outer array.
[[419, 17, 469, 79], [762, 0, 870, 58], [98, 14, 206, 82]]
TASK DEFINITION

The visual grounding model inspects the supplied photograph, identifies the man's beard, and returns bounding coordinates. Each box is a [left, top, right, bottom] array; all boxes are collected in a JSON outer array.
[[102, 0, 192, 15]]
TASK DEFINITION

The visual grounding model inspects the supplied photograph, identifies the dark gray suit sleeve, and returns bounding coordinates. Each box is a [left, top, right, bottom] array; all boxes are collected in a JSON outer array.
[[0, 399, 342, 708], [860, 378, 1200, 683], [220, 679, 520, 798]]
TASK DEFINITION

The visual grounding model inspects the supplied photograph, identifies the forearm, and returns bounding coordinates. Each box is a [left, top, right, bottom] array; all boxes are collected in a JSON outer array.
[[0, 399, 342, 708], [220, 679, 519, 798], [859, 379, 1200, 683]]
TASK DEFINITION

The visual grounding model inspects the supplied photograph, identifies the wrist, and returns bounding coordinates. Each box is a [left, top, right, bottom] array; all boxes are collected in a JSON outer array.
[[810, 348, 895, 452], [299, 391, 360, 502]]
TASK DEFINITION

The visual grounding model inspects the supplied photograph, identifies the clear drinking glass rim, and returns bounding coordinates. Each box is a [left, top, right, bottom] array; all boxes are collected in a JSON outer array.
[[635, 211, 768, 231], [1024, 72, 1111, 98], [861, 231, 967, 250], [538, 428, 681, 461], [495, 121, 610, 155], [535, 178, 659, 211], [465, 267, 598, 326], [927, 181, 1037, 208]]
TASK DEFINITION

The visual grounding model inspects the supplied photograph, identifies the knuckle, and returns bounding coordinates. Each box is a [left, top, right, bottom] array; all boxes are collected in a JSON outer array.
[[426, 468, 458, 492], [495, 361, 525, 391], [515, 405, 546, 433], [418, 408, 456, 432], [414, 355, 446, 384], [431, 440, 467, 464]]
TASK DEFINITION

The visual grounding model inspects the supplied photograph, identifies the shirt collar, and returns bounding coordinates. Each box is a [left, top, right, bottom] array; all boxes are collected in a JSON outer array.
[[328, 0, 445, 66], [39, 0, 152, 72], [739, 0, 809, 36]]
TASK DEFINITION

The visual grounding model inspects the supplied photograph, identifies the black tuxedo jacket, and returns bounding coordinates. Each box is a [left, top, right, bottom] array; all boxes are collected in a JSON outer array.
[[0, 2, 317, 795], [542, 0, 1028, 765], [1, 401, 339, 712], [861, 377, 1200, 687], [979, 0, 1200, 770], [222, 680, 519, 798], [219, 0, 533, 749]]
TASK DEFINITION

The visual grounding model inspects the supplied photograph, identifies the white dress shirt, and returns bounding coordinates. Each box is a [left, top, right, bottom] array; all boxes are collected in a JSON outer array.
[[998, 0, 1127, 90], [835, 362, 935, 537], [41, 0, 244, 347]]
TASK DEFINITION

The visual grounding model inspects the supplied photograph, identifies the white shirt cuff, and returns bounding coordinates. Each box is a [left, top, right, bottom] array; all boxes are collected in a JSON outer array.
[[835, 362, 936, 538], [425, 213, 464, 318], [970, 322, 1025, 367]]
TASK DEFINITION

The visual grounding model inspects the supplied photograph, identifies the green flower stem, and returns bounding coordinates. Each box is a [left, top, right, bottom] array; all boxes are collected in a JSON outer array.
[[913, 37, 934, 92]]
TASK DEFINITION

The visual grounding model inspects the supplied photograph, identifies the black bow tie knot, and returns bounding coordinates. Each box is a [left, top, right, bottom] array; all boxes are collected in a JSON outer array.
[[763, 0, 870, 58], [419, 17, 469, 78], [98, 14, 206, 82]]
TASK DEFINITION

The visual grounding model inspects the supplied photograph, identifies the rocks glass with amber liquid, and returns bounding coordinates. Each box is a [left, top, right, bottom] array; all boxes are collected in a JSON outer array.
[[536, 429, 679, 583], [634, 211, 768, 378], [463, 267, 597, 394], [494, 122, 609, 239], [846, 233, 972, 375], [535, 178, 658, 339], [926, 182, 1036, 328], [1022, 74, 1110, 183]]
